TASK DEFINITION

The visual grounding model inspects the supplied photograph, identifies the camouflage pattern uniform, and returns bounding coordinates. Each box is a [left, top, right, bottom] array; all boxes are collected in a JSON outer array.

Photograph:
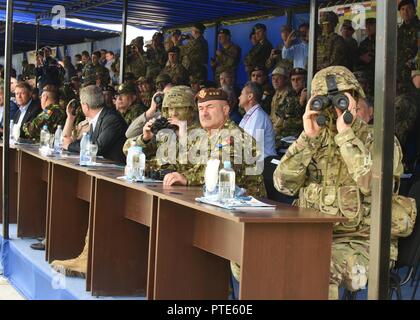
[[260, 83, 275, 115], [356, 35, 375, 95], [82, 62, 108, 82], [395, 93, 418, 147], [270, 88, 304, 149], [180, 35, 209, 79], [120, 102, 147, 127], [22, 103, 66, 140], [244, 39, 273, 74], [273, 66, 404, 299], [316, 12, 348, 72], [145, 45, 167, 80], [123, 86, 199, 173], [397, 16, 420, 94], [214, 42, 241, 83], [265, 44, 293, 72], [161, 62, 189, 86]]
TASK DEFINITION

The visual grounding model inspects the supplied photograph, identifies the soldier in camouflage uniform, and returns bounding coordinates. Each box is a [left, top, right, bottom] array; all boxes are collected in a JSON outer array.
[[22, 85, 66, 140], [145, 32, 167, 80], [265, 25, 293, 72], [356, 18, 376, 96], [82, 51, 108, 84], [273, 66, 405, 299], [244, 23, 273, 76], [160, 46, 189, 85], [397, 0, 420, 94], [395, 93, 418, 147], [162, 87, 266, 198], [125, 37, 147, 79], [115, 82, 147, 126], [123, 85, 199, 173], [210, 28, 241, 86], [136, 76, 154, 108], [269, 66, 303, 150], [250, 66, 274, 115], [341, 20, 358, 71], [316, 11, 348, 72], [180, 23, 209, 80]]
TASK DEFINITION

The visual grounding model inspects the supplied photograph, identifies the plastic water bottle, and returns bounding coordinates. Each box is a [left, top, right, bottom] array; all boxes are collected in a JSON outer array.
[[79, 132, 91, 165], [125, 141, 137, 180], [53, 125, 63, 155], [40, 125, 49, 148], [9, 120, 14, 144], [136, 146, 146, 181], [218, 161, 235, 201]]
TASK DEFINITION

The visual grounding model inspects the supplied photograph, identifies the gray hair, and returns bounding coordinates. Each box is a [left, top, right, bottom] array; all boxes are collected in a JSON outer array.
[[80, 85, 104, 109], [244, 81, 263, 103]]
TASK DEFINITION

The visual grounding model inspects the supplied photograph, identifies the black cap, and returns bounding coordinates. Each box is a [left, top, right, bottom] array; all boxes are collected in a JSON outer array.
[[251, 65, 267, 74], [398, 0, 415, 10], [218, 28, 231, 36], [290, 68, 307, 77], [253, 23, 267, 32], [193, 23, 206, 33], [172, 29, 181, 36], [167, 46, 180, 54]]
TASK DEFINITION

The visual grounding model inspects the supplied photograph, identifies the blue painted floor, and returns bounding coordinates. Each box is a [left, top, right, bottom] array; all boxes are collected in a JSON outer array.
[[1, 224, 144, 300]]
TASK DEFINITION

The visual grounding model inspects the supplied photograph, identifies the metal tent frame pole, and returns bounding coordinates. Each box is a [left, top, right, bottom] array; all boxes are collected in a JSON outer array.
[[307, 0, 318, 94], [368, 0, 398, 300], [119, 0, 128, 84], [2, 0, 14, 240]]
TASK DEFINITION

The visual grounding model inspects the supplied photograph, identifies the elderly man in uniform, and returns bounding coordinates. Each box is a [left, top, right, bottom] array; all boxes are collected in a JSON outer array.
[[244, 23, 273, 76], [162, 87, 266, 200], [316, 11, 348, 71], [115, 82, 147, 126], [397, 0, 420, 94], [210, 28, 241, 85], [22, 85, 65, 140], [180, 23, 209, 80], [270, 66, 303, 150], [273, 66, 408, 299]]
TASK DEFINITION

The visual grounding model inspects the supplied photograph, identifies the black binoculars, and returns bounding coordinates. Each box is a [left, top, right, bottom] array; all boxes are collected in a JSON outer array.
[[310, 75, 353, 127]]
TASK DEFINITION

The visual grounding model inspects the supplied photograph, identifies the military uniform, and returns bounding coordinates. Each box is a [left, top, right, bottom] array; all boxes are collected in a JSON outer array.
[[120, 103, 147, 126], [161, 62, 189, 86], [213, 30, 241, 84], [22, 103, 66, 140], [356, 35, 375, 95], [145, 45, 167, 80], [180, 29, 209, 79], [395, 93, 418, 147], [397, 15, 420, 94], [265, 44, 293, 72], [270, 88, 303, 149], [273, 66, 406, 299], [82, 62, 108, 82], [317, 12, 348, 72], [244, 39, 273, 74]]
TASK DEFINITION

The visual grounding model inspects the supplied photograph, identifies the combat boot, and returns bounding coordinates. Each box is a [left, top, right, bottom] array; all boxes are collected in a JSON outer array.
[[51, 232, 89, 278]]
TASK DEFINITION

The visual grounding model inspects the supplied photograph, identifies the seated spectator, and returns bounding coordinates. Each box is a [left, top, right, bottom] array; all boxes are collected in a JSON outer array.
[[266, 24, 293, 71], [221, 84, 242, 125], [22, 85, 65, 140], [12, 81, 41, 138], [115, 82, 147, 126], [250, 66, 274, 115], [63, 85, 127, 163], [238, 81, 277, 159], [290, 67, 308, 107]]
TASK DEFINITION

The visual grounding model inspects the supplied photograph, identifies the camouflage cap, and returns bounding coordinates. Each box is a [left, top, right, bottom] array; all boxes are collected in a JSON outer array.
[[117, 82, 137, 95], [311, 66, 366, 98], [320, 11, 339, 26], [155, 73, 172, 85], [162, 85, 195, 109], [171, 29, 181, 36], [167, 46, 180, 54], [271, 66, 289, 78]]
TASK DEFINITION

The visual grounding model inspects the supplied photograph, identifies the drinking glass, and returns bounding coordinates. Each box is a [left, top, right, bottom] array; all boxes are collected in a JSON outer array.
[[88, 144, 98, 164]]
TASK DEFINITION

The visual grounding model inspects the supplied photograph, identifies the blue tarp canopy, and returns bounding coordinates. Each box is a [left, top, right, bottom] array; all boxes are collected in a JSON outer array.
[[0, 0, 322, 29]]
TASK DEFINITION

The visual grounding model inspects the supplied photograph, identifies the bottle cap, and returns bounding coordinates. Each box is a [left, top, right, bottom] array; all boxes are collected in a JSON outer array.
[[223, 161, 231, 169], [42, 125, 48, 129]]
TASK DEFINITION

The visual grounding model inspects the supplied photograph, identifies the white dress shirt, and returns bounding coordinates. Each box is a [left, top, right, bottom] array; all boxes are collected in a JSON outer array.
[[16, 100, 32, 128], [89, 107, 104, 132]]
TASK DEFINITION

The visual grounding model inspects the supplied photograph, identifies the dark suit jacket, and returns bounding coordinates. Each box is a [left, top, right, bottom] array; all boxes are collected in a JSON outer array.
[[13, 99, 42, 136], [68, 107, 127, 163]]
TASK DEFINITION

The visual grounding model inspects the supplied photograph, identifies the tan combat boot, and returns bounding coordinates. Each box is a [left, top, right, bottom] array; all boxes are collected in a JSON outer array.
[[51, 232, 89, 278]]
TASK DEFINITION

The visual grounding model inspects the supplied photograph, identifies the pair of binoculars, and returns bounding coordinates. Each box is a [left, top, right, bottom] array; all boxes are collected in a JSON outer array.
[[310, 93, 352, 126]]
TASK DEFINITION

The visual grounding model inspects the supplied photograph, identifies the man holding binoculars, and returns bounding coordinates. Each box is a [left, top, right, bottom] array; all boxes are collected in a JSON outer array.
[[273, 66, 404, 299]]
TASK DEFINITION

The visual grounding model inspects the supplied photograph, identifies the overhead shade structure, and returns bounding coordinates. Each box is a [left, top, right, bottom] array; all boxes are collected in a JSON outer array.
[[0, 21, 120, 54]]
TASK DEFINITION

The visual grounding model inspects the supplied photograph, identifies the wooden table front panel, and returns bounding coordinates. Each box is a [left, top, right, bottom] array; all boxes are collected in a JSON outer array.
[[0, 147, 19, 224]]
